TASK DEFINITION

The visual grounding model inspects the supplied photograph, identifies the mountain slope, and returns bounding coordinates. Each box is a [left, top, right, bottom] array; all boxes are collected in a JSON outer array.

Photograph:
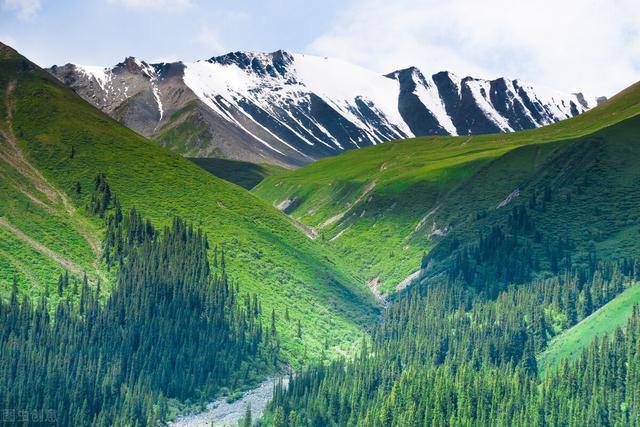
[[388, 67, 598, 135], [537, 284, 640, 377], [189, 157, 287, 190], [0, 42, 378, 363], [48, 51, 598, 167], [261, 83, 640, 427], [420, 113, 640, 283], [254, 81, 640, 292]]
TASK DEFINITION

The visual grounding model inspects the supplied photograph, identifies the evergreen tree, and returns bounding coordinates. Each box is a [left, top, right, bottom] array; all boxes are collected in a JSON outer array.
[[0, 210, 278, 426], [243, 404, 252, 427]]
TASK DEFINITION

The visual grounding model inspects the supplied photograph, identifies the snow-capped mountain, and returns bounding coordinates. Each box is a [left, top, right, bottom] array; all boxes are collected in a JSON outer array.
[[48, 51, 602, 167], [387, 67, 600, 136]]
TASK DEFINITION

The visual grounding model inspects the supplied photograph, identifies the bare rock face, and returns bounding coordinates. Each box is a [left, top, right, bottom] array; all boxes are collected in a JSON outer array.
[[49, 58, 191, 137], [48, 52, 602, 168]]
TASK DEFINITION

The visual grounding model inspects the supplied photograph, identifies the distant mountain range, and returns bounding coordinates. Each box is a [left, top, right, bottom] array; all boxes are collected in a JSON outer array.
[[48, 51, 604, 167]]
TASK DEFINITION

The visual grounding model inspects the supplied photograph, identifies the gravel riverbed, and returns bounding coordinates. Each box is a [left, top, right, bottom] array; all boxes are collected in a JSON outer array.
[[169, 377, 287, 427]]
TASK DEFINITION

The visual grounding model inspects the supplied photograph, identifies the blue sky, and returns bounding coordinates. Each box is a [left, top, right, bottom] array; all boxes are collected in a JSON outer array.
[[1, 0, 639, 96], [0, 1, 345, 64]]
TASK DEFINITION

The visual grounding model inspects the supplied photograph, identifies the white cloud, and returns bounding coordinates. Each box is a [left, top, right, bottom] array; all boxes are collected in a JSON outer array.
[[307, 0, 640, 96], [107, 0, 192, 11], [3, 0, 41, 21], [195, 25, 225, 56]]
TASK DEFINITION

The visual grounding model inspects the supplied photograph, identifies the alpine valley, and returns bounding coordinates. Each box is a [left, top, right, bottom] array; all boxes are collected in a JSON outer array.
[[1, 28, 640, 427]]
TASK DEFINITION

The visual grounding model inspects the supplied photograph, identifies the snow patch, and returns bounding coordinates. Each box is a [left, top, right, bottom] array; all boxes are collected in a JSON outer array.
[[275, 198, 294, 211], [411, 69, 458, 135], [414, 206, 439, 232], [183, 60, 305, 155], [67, 53, 598, 163], [151, 81, 163, 121], [293, 54, 413, 140], [76, 65, 112, 93], [515, 79, 595, 123], [427, 222, 449, 240], [466, 79, 513, 132], [496, 188, 520, 209]]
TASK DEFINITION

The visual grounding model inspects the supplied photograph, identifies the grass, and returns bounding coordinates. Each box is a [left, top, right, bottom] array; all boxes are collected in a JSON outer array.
[[537, 284, 640, 378], [0, 228, 69, 297], [254, 81, 640, 292], [153, 102, 216, 156], [189, 157, 287, 190], [0, 43, 379, 365]]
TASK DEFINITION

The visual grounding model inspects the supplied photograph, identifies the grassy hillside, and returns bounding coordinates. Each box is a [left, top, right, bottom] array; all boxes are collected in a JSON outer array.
[[189, 157, 287, 190], [419, 114, 640, 288], [254, 82, 640, 292], [0, 53, 106, 302], [0, 43, 378, 364], [538, 284, 640, 377], [153, 101, 216, 156]]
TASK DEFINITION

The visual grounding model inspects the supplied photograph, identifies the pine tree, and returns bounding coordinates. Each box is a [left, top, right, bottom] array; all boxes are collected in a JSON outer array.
[[271, 308, 277, 337], [242, 404, 252, 427], [273, 407, 286, 427]]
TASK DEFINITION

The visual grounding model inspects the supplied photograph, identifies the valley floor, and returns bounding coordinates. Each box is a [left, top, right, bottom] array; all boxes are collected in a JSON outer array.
[[169, 377, 287, 427]]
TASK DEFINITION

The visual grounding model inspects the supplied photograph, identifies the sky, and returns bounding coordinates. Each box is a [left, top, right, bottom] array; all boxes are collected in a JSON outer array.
[[1, 0, 638, 96]]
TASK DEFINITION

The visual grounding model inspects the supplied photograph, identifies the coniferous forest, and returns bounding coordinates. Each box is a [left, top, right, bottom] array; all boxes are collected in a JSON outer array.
[[264, 185, 640, 426], [262, 164, 640, 426], [0, 200, 278, 426], [267, 260, 640, 426]]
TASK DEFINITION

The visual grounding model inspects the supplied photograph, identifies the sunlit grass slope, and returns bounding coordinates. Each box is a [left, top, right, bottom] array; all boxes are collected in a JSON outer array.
[[254, 82, 640, 292], [0, 42, 378, 364]]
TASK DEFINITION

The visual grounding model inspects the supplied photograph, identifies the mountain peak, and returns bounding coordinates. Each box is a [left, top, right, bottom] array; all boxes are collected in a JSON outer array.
[[385, 66, 423, 80], [207, 50, 295, 78], [0, 41, 21, 60], [113, 56, 162, 77]]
